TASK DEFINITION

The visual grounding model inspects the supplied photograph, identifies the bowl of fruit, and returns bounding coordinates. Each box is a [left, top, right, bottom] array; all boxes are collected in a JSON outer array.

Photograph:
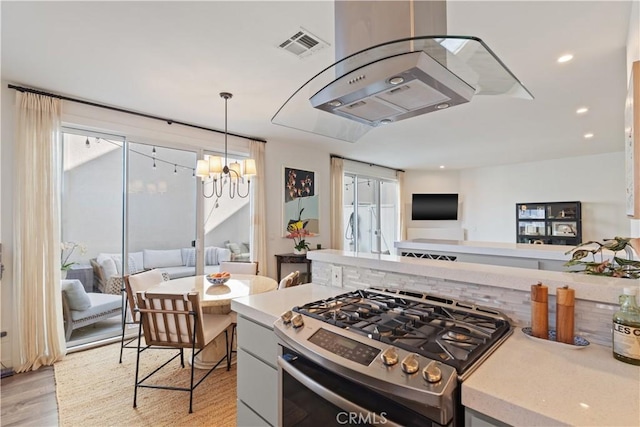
[[206, 271, 231, 285]]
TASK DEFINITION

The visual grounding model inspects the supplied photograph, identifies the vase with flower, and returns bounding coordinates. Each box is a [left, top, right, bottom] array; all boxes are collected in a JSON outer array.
[[287, 221, 311, 254], [61, 241, 87, 279], [286, 204, 315, 255]]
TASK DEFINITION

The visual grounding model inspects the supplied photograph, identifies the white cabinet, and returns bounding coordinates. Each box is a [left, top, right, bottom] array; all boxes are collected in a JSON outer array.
[[236, 315, 279, 426], [237, 400, 271, 427], [464, 408, 510, 427]]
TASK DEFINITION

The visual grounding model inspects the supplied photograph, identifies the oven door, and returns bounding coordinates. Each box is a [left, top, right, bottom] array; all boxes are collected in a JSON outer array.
[[278, 346, 450, 427]]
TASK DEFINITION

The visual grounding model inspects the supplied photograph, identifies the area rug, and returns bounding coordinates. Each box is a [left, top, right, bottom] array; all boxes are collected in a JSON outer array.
[[54, 343, 236, 426]]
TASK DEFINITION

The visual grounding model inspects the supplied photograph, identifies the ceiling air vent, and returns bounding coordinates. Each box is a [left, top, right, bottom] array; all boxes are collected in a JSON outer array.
[[278, 28, 329, 59]]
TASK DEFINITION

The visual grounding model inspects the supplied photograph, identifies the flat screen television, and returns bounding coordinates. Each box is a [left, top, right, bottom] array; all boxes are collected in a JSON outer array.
[[411, 193, 458, 220]]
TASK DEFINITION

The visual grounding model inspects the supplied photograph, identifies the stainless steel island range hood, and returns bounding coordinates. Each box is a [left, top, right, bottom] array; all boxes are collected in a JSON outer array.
[[272, 0, 533, 142]]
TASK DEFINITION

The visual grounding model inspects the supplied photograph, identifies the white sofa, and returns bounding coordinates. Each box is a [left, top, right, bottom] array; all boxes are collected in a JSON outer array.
[[91, 247, 231, 294]]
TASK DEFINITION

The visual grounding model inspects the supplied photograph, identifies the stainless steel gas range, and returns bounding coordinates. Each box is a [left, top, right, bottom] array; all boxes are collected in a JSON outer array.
[[274, 288, 513, 426]]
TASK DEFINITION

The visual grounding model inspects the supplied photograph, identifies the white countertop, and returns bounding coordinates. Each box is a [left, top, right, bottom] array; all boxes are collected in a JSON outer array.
[[394, 239, 584, 261], [307, 249, 638, 305], [463, 329, 640, 427], [231, 283, 345, 327], [231, 283, 640, 427], [395, 239, 639, 266]]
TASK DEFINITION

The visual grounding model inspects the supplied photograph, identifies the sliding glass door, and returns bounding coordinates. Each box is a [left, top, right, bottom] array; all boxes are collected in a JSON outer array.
[[61, 129, 124, 346], [60, 128, 253, 350], [343, 173, 398, 254], [201, 151, 251, 260], [126, 141, 197, 278]]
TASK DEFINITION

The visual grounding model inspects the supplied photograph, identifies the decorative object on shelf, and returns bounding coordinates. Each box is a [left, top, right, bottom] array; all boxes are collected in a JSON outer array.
[[283, 167, 319, 240], [61, 241, 86, 274], [195, 92, 257, 199], [564, 236, 640, 279]]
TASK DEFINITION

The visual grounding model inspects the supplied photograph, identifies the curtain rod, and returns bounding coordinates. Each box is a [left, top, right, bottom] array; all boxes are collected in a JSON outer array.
[[330, 154, 404, 173], [7, 84, 267, 143]]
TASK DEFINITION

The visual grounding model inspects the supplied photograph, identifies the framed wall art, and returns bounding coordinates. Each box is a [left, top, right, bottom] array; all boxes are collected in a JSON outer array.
[[283, 167, 319, 237]]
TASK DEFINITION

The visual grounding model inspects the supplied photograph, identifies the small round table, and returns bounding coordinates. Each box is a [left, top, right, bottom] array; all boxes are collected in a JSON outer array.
[[147, 274, 277, 368]]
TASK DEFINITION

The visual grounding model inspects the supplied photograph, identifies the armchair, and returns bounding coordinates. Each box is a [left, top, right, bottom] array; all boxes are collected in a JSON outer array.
[[61, 279, 121, 341]]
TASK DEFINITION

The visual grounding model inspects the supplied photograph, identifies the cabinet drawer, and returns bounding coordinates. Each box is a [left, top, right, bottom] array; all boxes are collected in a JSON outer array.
[[237, 399, 272, 427], [238, 348, 278, 426], [237, 315, 278, 367]]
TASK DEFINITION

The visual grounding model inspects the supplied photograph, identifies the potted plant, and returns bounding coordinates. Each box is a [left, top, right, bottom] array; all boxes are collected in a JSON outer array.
[[564, 236, 640, 279], [287, 221, 311, 254], [61, 241, 86, 279]]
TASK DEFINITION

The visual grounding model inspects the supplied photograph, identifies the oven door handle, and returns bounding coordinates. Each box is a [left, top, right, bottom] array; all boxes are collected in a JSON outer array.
[[278, 356, 402, 427]]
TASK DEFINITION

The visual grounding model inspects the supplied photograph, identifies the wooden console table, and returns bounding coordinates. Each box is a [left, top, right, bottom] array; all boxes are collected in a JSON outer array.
[[275, 253, 312, 283]]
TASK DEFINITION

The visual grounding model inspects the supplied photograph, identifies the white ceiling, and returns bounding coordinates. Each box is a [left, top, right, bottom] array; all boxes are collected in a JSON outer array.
[[1, 1, 633, 171]]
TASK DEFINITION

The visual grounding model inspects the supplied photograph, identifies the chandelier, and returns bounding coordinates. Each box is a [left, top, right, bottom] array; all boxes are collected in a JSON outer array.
[[196, 92, 256, 198]]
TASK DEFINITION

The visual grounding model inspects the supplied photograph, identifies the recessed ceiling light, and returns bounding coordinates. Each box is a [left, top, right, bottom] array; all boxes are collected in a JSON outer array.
[[558, 54, 574, 63], [576, 107, 588, 114], [584, 133, 594, 139], [439, 165, 445, 169]]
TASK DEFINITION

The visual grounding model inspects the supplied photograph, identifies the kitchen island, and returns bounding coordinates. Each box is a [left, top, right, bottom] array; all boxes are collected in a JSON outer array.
[[232, 283, 640, 427]]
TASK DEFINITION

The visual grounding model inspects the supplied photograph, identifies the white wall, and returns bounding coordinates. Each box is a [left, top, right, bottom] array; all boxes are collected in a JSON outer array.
[[461, 153, 627, 242], [205, 204, 250, 248], [403, 152, 627, 243], [263, 139, 331, 278], [401, 169, 463, 235]]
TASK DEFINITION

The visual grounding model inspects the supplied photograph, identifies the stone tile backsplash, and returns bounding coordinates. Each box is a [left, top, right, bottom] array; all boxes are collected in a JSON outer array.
[[313, 261, 617, 347]]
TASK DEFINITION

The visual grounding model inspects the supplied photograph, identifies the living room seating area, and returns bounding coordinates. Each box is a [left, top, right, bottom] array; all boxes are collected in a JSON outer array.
[[91, 246, 232, 294]]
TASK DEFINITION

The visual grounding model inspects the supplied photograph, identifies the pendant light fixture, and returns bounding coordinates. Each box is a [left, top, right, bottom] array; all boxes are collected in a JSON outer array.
[[196, 92, 256, 198]]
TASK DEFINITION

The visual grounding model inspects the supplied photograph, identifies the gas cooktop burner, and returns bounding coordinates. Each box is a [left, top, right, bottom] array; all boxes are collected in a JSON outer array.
[[293, 288, 511, 375]]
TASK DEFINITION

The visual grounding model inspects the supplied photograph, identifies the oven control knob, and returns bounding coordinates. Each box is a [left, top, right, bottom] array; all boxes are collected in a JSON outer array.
[[422, 361, 442, 383], [291, 314, 304, 329], [281, 310, 293, 324], [380, 347, 399, 366], [401, 354, 419, 374]]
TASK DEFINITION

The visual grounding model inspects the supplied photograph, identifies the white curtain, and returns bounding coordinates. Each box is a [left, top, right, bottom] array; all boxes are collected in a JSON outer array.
[[330, 157, 344, 249], [13, 92, 66, 372], [249, 141, 267, 275], [397, 170, 406, 241]]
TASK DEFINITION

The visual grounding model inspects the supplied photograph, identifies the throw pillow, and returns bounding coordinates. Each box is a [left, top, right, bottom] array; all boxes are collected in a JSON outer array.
[[182, 248, 197, 267], [205, 247, 218, 266], [100, 257, 118, 279], [130, 252, 144, 273], [217, 247, 232, 263], [143, 249, 183, 269], [96, 252, 139, 275], [226, 242, 242, 254], [61, 280, 92, 311], [241, 242, 250, 254]]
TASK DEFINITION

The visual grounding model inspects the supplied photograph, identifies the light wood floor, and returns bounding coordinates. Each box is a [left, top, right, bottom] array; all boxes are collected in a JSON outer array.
[[0, 324, 132, 427], [0, 367, 58, 426]]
